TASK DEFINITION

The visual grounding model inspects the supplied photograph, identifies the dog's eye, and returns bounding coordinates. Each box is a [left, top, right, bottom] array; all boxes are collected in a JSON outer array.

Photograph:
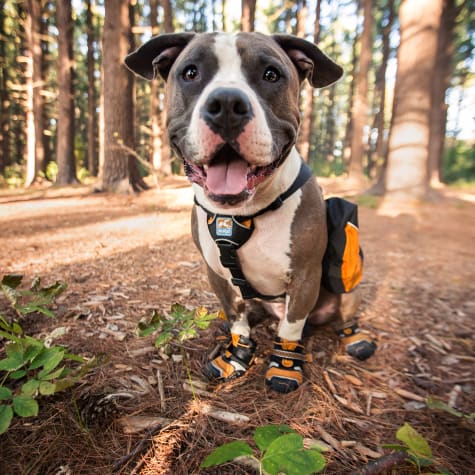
[[263, 67, 280, 83], [182, 65, 199, 82]]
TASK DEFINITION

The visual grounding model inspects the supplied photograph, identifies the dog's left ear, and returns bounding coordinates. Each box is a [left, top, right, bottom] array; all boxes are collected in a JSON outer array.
[[125, 32, 196, 80], [272, 34, 343, 88]]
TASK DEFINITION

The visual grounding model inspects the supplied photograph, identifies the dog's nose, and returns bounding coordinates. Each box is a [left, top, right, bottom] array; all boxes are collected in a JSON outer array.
[[201, 87, 253, 138]]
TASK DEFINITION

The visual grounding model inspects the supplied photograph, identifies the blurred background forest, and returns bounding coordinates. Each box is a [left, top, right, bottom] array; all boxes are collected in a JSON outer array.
[[0, 0, 474, 197]]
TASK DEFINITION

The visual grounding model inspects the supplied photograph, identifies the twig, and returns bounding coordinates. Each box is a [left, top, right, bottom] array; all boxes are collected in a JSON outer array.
[[349, 452, 408, 475], [112, 420, 172, 472], [156, 369, 166, 411]]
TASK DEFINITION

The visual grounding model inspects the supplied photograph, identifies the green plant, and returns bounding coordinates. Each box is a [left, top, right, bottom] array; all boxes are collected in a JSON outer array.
[[382, 422, 453, 475], [138, 303, 219, 351], [45, 161, 59, 182], [0, 274, 99, 434], [201, 424, 326, 475]]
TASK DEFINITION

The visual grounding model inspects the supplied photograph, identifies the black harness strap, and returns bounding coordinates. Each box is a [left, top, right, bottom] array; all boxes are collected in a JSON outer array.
[[195, 160, 312, 300]]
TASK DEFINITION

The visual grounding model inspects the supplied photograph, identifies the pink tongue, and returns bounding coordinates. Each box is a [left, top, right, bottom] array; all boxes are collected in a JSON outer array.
[[206, 158, 249, 195]]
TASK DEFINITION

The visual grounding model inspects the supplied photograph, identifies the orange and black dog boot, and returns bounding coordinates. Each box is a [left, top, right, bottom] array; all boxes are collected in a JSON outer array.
[[336, 323, 376, 361], [202, 333, 256, 382], [265, 337, 307, 393]]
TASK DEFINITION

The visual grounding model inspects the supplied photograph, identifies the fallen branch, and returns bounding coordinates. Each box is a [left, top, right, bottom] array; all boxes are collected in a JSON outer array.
[[349, 452, 408, 475]]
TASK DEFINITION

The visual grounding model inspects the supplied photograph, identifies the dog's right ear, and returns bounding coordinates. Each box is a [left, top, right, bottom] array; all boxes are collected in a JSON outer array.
[[125, 32, 196, 81]]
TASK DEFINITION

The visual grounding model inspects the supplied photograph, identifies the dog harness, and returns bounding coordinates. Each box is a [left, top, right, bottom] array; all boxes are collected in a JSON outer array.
[[194, 160, 312, 300]]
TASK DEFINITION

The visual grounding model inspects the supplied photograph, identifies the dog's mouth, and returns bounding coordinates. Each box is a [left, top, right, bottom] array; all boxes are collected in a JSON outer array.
[[183, 144, 279, 205]]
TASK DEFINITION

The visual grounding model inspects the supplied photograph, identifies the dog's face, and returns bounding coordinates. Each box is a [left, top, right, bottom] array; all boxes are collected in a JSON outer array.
[[126, 32, 342, 206]]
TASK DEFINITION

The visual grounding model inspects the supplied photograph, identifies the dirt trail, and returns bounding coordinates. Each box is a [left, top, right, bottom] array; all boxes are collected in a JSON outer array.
[[0, 179, 474, 474]]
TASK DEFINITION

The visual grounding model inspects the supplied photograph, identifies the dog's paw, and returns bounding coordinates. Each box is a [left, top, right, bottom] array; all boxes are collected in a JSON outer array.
[[337, 324, 377, 361], [202, 334, 256, 382], [345, 338, 377, 361], [265, 338, 307, 393]]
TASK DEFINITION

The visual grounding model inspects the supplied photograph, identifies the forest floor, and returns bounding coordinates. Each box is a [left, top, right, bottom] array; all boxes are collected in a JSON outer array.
[[0, 177, 474, 475]]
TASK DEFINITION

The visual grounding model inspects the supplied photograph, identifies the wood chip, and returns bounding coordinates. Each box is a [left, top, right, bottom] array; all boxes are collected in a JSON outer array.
[[393, 387, 425, 402], [344, 374, 364, 386], [333, 394, 365, 414], [354, 442, 382, 459], [323, 370, 337, 394], [118, 415, 172, 434], [316, 425, 341, 451], [202, 405, 250, 425]]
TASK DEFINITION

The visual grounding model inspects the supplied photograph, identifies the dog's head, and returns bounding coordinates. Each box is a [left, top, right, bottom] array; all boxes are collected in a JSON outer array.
[[126, 32, 342, 207]]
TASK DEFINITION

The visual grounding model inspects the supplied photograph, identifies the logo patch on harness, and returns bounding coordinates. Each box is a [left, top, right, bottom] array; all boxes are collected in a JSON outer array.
[[216, 217, 233, 237]]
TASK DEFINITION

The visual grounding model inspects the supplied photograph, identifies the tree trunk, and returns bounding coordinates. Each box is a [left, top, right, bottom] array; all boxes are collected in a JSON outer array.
[[0, 1, 9, 174], [86, 0, 97, 176], [241, 0, 256, 32], [25, 0, 45, 185], [298, 0, 321, 164], [222, 0, 227, 31], [159, 0, 174, 175], [384, 0, 443, 202], [348, 0, 373, 180], [160, 0, 173, 33], [99, 0, 142, 193], [367, 0, 395, 193], [56, 0, 77, 185], [428, 0, 457, 187], [150, 0, 162, 173], [24, 1, 36, 186]]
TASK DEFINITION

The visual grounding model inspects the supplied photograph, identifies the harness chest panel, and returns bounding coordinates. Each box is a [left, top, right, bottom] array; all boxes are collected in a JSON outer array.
[[196, 160, 312, 300]]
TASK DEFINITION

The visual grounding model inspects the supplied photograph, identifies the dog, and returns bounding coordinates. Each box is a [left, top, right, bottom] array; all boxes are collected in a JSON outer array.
[[125, 32, 376, 393]]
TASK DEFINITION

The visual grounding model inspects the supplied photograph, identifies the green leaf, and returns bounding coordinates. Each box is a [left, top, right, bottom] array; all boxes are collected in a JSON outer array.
[[262, 433, 326, 475], [12, 322, 23, 335], [21, 379, 40, 396], [12, 395, 39, 417], [0, 329, 22, 343], [426, 397, 464, 418], [0, 316, 12, 332], [38, 365, 65, 381], [200, 441, 254, 468], [38, 281, 67, 300], [29, 347, 65, 372], [24, 343, 44, 363], [2, 274, 23, 290], [0, 345, 25, 371], [254, 424, 295, 452], [396, 423, 432, 460], [39, 381, 56, 395], [154, 332, 173, 348], [0, 387, 13, 400], [0, 404, 13, 434], [9, 370, 27, 380]]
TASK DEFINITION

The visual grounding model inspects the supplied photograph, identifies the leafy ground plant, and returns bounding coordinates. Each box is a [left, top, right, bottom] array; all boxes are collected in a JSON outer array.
[[137, 303, 219, 351], [0, 274, 99, 434], [201, 424, 326, 475], [382, 422, 454, 475]]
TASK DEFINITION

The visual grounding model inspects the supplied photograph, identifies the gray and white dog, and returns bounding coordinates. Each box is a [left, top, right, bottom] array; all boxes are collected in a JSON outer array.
[[126, 32, 376, 393]]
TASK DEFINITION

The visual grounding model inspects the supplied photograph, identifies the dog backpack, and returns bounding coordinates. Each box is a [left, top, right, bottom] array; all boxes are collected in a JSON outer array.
[[322, 197, 363, 294]]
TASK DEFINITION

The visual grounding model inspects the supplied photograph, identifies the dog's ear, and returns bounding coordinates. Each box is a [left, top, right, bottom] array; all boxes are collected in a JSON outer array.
[[125, 32, 196, 81], [272, 34, 343, 88]]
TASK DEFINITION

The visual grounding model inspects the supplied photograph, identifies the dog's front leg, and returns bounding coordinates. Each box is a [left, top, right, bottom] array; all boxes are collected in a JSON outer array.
[[265, 276, 321, 393], [202, 268, 257, 382]]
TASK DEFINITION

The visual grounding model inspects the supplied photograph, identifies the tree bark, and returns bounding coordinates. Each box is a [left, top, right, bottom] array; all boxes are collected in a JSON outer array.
[[241, 0, 256, 32], [367, 0, 395, 194], [428, 0, 457, 187], [99, 0, 142, 193], [56, 0, 77, 185], [384, 0, 443, 202], [348, 0, 373, 180], [160, 0, 174, 33], [150, 0, 162, 173], [298, 0, 321, 163], [0, 1, 9, 174], [86, 0, 97, 176], [25, 0, 45, 186]]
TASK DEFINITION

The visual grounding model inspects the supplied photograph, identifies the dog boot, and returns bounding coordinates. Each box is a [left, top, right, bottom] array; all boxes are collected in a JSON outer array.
[[336, 323, 376, 361], [202, 333, 256, 382], [265, 337, 307, 393]]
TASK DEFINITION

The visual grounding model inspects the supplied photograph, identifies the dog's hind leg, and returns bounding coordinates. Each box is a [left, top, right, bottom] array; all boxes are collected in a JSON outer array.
[[309, 286, 377, 361]]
